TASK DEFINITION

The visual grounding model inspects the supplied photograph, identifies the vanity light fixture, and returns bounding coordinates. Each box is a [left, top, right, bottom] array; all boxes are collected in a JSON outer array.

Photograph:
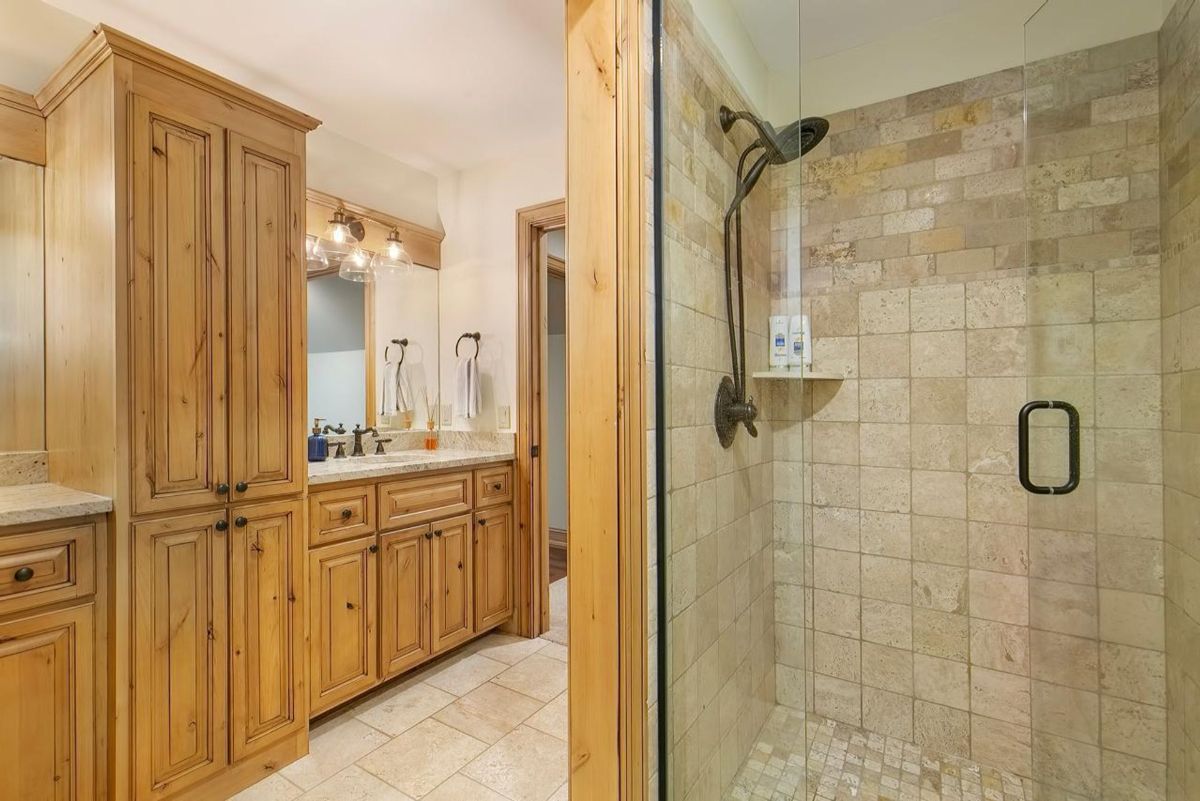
[[372, 228, 415, 277], [338, 245, 373, 282], [319, 207, 358, 260], [305, 234, 329, 272]]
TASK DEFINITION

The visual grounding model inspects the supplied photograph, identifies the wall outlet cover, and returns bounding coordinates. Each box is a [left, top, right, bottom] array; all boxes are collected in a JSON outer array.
[[498, 405, 511, 428]]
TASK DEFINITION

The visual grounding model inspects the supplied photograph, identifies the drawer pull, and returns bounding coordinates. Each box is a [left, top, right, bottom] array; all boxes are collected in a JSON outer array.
[[215, 519, 229, 532], [235, 481, 249, 493], [369, 544, 379, 553], [340, 508, 353, 520], [216, 483, 229, 495], [424, 531, 433, 540], [234, 516, 248, 528], [491, 482, 503, 491], [13, 567, 34, 583]]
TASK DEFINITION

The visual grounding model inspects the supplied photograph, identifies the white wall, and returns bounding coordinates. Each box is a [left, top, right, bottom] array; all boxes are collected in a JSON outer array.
[[437, 146, 565, 432], [374, 266, 440, 428]]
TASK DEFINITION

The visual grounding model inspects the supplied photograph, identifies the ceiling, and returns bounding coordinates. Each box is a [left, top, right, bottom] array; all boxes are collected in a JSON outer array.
[[9, 0, 564, 173], [730, 0, 993, 72]]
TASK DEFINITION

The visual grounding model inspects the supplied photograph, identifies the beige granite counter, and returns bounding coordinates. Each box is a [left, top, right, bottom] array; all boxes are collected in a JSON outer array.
[[308, 449, 513, 486], [0, 482, 113, 527]]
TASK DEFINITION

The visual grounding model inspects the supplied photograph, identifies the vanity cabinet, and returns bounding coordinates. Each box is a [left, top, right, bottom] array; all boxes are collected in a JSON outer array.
[[306, 462, 514, 717]]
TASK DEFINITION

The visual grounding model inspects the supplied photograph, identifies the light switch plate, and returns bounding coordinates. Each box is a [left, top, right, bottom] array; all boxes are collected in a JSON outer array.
[[441, 404, 452, 423], [498, 405, 511, 428]]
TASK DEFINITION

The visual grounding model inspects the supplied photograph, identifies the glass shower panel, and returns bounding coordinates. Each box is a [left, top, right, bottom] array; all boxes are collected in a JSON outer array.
[[651, 0, 804, 798], [1025, 2, 1167, 799]]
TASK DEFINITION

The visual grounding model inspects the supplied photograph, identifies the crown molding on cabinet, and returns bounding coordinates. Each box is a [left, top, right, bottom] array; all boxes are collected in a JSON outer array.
[[0, 84, 45, 164]]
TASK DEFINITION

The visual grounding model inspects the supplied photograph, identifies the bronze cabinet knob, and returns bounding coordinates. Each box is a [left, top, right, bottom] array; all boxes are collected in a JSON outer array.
[[424, 531, 433, 539], [216, 483, 229, 495], [369, 544, 379, 553], [492, 483, 502, 491], [215, 519, 229, 532], [13, 566, 34, 582], [477, 518, 486, 526], [235, 481, 249, 493], [234, 516, 248, 528], [341, 508, 353, 520], [434, 529, 443, 537]]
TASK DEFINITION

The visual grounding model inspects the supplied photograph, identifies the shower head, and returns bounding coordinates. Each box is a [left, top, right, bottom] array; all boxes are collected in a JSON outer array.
[[719, 105, 830, 162]]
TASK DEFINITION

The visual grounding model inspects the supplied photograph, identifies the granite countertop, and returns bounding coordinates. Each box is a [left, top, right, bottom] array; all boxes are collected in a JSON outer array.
[[0, 482, 113, 527], [308, 449, 514, 485]]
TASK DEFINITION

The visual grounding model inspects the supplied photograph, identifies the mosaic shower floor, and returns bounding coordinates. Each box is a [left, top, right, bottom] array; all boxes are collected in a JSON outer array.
[[728, 706, 1030, 801]]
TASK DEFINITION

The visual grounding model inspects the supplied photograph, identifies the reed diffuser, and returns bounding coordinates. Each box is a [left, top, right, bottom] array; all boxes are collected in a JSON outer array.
[[424, 390, 439, 450]]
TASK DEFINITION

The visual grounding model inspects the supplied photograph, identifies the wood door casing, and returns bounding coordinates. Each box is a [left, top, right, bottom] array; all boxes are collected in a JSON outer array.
[[227, 131, 305, 503], [308, 536, 377, 715], [130, 95, 228, 516], [474, 505, 514, 631], [230, 499, 305, 761], [133, 511, 229, 799], [380, 524, 432, 678], [0, 604, 95, 801], [430, 514, 474, 653]]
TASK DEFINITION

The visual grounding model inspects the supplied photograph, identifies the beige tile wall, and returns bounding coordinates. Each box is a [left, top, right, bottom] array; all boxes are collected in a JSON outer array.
[[766, 33, 1169, 801], [658, 1, 777, 799], [1160, 2, 1200, 800]]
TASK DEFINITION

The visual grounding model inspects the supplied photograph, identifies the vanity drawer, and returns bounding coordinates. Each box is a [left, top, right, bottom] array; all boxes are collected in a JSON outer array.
[[309, 485, 377, 547], [379, 472, 473, 531], [0, 523, 96, 616], [474, 464, 514, 509]]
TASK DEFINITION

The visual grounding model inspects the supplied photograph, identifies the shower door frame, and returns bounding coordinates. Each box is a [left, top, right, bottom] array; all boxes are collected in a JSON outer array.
[[564, 0, 649, 799]]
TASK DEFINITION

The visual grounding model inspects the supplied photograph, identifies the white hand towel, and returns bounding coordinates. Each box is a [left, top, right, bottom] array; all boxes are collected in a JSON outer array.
[[380, 360, 398, 414], [455, 357, 481, 419], [467, 358, 480, 419], [395, 364, 415, 413]]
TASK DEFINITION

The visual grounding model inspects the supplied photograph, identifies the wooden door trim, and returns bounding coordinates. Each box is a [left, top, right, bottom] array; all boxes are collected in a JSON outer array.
[[514, 198, 565, 640], [566, 0, 647, 797]]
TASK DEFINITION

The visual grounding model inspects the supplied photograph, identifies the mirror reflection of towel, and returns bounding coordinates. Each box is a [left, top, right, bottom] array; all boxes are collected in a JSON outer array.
[[455, 357, 480, 419], [381, 361, 415, 414]]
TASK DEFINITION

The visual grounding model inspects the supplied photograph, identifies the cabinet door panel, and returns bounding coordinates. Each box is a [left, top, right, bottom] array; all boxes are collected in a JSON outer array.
[[133, 512, 228, 799], [474, 505, 514, 631], [0, 604, 94, 801], [309, 537, 377, 715], [130, 95, 228, 516], [230, 499, 305, 760], [227, 131, 305, 502], [380, 525, 431, 677], [431, 514, 474, 653]]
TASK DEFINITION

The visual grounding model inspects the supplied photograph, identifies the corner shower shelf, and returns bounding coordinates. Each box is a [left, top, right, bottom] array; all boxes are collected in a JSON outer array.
[[751, 370, 846, 381]]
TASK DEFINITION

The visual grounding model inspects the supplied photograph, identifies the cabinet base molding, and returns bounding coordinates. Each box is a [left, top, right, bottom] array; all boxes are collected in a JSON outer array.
[[153, 729, 308, 801]]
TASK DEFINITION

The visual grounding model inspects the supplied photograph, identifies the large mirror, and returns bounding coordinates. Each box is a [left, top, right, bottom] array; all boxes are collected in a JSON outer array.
[[305, 191, 442, 433]]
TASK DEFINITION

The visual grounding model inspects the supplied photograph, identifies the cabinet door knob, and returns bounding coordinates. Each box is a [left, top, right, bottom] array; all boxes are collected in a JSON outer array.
[[234, 516, 248, 528], [434, 529, 443, 537], [340, 508, 353, 520], [235, 481, 249, 493], [369, 544, 379, 553], [13, 566, 34, 582], [477, 518, 486, 526], [424, 531, 433, 540], [216, 483, 229, 495], [215, 519, 229, 532], [492, 483, 502, 491]]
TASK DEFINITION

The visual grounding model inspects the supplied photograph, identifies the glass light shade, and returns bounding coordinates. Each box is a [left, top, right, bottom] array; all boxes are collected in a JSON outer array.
[[338, 246, 373, 282], [319, 208, 358, 260], [305, 235, 328, 272], [372, 229, 415, 277]]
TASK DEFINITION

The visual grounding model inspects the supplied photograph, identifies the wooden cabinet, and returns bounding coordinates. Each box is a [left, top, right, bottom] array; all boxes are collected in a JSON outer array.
[[133, 511, 229, 800], [0, 522, 95, 616], [308, 484, 376, 547], [227, 133, 305, 504], [431, 514, 474, 653], [379, 471, 472, 530], [474, 464, 513, 509], [474, 505, 515, 631], [309, 536, 377, 715], [0, 604, 95, 801], [230, 500, 305, 761], [380, 524, 431, 678]]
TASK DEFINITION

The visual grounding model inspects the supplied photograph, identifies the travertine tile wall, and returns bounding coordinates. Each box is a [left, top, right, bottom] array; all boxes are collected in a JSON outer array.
[[659, 1, 777, 799], [1160, 2, 1200, 800], [766, 33, 1169, 800]]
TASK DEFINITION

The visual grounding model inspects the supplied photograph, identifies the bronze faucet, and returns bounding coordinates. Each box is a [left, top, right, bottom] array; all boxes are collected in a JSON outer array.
[[351, 424, 378, 457]]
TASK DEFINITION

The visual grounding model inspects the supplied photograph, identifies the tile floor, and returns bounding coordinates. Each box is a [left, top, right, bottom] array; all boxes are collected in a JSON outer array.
[[234, 633, 569, 801], [729, 705, 1030, 801]]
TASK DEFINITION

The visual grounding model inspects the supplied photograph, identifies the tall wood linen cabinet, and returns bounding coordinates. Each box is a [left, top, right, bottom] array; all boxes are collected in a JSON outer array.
[[39, 27, 319, 801]]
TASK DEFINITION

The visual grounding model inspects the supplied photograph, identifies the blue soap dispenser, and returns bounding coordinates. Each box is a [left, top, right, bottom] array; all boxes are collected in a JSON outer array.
[[308, 418, 329, 462]]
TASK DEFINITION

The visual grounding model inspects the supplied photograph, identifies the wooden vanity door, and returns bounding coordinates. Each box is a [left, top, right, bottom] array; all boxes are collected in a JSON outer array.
[[0, 604, 95, 801], [227, 130, 305, 503], [129, 95, 229, 516], [230, 499, 305, 760], [431, 514, 474, 653], [133, 512, 229, 800], [474, 505, 515, 631], [380, 524, 432, 678], [309, 536, 378, 715]]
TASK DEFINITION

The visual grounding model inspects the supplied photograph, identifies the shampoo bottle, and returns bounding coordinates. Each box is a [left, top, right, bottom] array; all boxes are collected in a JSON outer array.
[[308, 418, 329, 462], [769, 315, 789, 369], [789, 314, 812, 369]]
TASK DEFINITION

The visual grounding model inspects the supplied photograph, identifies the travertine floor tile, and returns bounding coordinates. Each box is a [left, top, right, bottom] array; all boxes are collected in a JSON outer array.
[[493, 653, 568, 702], [297, 766, 414, 801], [470, 633, 550, 665], [353, 680, 456, 736], [462, 725, 569, 801], [358, 719, 488, 797], [422, 774, 511, 801], [433, 681, 544, 743], [230, 772, 302, 801], [421, 652, 509, 696], [524, 690, 568, 740], [280, 714, 391, 790]]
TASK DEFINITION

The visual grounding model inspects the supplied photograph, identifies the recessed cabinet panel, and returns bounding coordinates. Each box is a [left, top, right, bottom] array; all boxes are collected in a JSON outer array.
[[0, 604, 95, 801], [130, 96, 228, 516], [228, 132, 305, 503], [474, 505, 514, 631], [230, 500, 305, 760], [431, 514, 474, 653], [379, 472, 473, 531], [308, 485, 376, 547], [133, 512, 229, 799], [380, 525, 432, 677], [474, 465, 514, 509], [309, 536, 377, 715]]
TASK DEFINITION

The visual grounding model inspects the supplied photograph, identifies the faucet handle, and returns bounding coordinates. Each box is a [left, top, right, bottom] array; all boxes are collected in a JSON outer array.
[[374, 438, 392, 455]]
